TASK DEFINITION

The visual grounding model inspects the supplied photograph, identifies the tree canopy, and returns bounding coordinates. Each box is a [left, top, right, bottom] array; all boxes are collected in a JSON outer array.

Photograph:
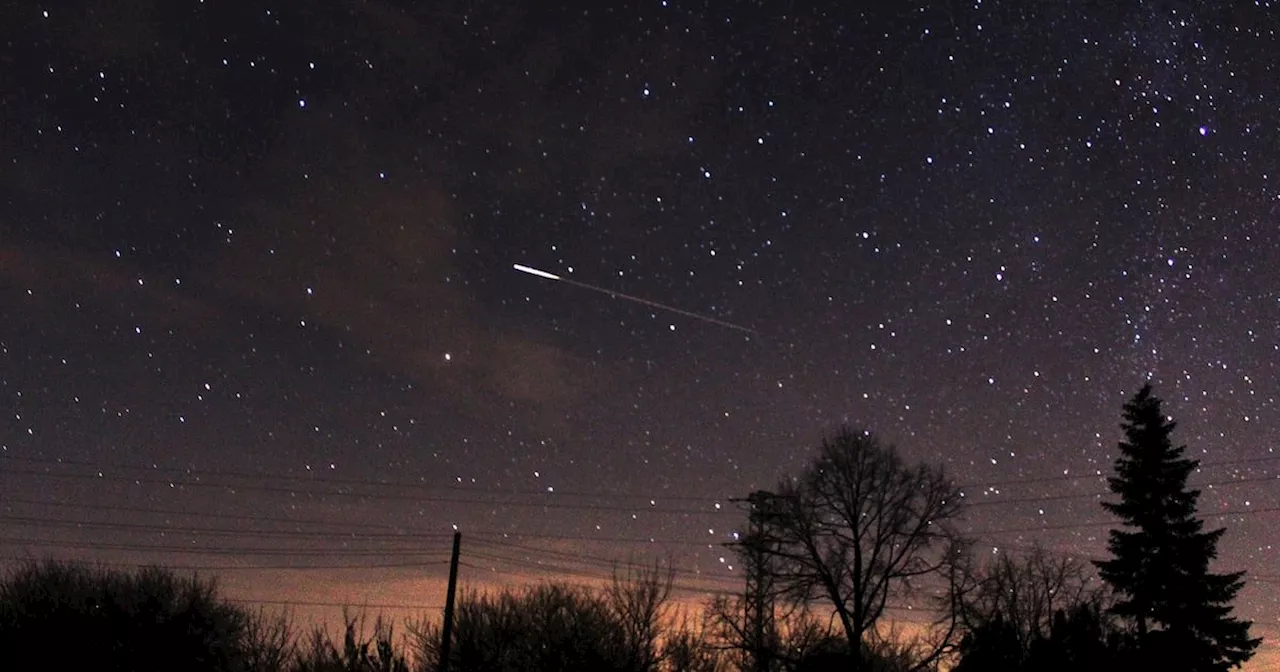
[[1094, 383, 1259, 670], [759, 427, 964, 671]]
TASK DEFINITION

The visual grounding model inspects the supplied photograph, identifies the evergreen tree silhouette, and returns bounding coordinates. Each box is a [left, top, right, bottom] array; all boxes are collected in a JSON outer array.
[[1094, 383, 1260, 671]]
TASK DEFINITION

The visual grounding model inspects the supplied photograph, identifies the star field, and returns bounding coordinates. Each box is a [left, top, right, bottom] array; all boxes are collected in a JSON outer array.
[[2, 0, 1280, 664]]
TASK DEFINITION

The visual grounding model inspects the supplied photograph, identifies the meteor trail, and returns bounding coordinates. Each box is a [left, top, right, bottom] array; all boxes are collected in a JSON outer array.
[[513, 263, 758, 336], [512, 263, 560, 281]]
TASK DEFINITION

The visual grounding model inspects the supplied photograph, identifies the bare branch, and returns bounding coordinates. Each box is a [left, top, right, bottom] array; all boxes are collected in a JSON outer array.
[[754, 427, 966, 668]]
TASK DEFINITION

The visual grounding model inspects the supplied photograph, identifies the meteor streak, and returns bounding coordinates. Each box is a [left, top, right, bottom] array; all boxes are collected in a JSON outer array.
[[513, 263, 758, 336], [512, 263, 560, 281]]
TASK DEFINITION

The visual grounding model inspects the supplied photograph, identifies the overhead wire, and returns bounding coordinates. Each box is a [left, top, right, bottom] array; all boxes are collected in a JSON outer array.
[[223, 597, 444, 611], [0, 513, 457, 542], [0, 454, 730, 503], [6, 453, 1280, 615], [5, 489, 1280, 555], [9, 444, 1279, 633], [1, 495, 407, 531], [465, 537, 739, 585], [0, 535, 446, 558], [0, 510, 729, 547], [7, 460, 1279, 519], [6, 451, 1280, 507], [0, 554, 450, 571], [0, 466, 726, 515], [469, 536, 727, 571]]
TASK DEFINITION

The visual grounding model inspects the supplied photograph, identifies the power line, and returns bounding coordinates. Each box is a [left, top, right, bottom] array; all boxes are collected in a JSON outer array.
[[0, 466, 727, 515], [0, 556, 450, 608], [0, 553, 875, 622], [971, 502, 1280, 537], [960, 453, 1280, 490], [7, 545, 1271, 627], [0, 455, 727, 503], [3, 497, 725, 544], [7, 451, 1280, 507], [4, 471, 1277, 591], [461, 552, 737, 596], [224, 597, 444, 611], [0, 555, 449, 572], [467, 538, 740, 585], [10, 462, 1277, 521], [459, 546, 948, 623], [0, 514, 457, 542], [471, 536, 734, 573], [458, 558, 946, 623], [0, 511, 729, 547], [964, 472, 1280, 509], [0, 535, 446, 558], [5, 513, 1265, 582], [2, 495, 407, 531], [5, 497, 1280, 556]]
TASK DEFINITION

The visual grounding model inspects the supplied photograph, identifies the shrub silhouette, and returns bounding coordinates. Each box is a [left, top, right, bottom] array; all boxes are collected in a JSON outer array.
[[412, 583, 637, 671], [952, 603, 1126, 672], [949, 545, 1120, 671], [0, 559, 279, 672], [293, 610, 410, 672], [412, 565, 682, 672], [658, 611, 726, 672]]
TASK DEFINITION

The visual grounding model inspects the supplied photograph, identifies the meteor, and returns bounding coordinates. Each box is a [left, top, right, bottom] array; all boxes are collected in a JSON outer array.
[[513, 263, 758, 336], [512, 263, 560, 281]]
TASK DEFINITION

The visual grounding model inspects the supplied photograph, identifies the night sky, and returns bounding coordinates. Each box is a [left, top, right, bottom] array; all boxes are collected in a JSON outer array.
[[3, 0, 1280, 663]]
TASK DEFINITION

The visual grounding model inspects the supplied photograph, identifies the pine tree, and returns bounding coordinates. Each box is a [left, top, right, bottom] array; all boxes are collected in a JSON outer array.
[[1094, 383, 1260, 670]]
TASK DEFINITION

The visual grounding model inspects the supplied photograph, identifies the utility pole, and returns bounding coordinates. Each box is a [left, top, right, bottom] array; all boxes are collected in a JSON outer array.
[[729, 490, 779, 672], [438, 531, 461, 672]]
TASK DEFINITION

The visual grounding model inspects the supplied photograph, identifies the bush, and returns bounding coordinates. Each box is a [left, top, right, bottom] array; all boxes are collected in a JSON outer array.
[[411, 564, 683, 672], [410, 583, 634, 671], [293, 610, 410, 672], [0, 559, 288, 672]]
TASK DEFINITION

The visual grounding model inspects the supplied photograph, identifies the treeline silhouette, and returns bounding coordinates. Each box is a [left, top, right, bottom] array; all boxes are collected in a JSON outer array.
[[0, 384, 1262, 671], [0, 557, 941, 671]]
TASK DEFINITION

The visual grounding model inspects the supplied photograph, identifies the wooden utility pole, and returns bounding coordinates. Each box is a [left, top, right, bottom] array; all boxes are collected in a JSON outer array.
[[438, 531, 462, 672]]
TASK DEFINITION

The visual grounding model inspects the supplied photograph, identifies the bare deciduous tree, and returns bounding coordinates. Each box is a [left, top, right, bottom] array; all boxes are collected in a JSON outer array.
[[953, 544, 1103, 651], [946, 545, 1127, 672], [606, 561, 675, 671], [758, 427, 965, 671], [661, 608, 730, 672], [241, 607, 297, 672], [706, 591, 843, 671]]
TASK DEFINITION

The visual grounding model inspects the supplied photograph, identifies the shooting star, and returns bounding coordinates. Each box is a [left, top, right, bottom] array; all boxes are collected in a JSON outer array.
[[513, 263, 758, 336]]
